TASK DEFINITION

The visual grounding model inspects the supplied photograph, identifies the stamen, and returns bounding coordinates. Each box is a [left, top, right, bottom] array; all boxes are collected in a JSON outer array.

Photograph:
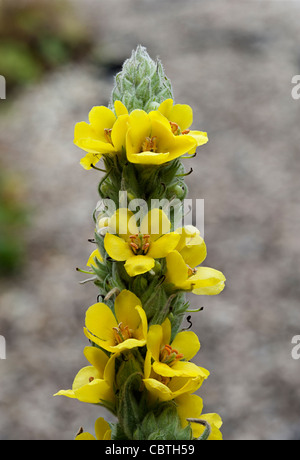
[[142, 136, 158, 152], [160, 344, 184, 365], [130, 242, 139, 251], [181, 129, 190, 135], [104, 128, 113, 144], [112, 322, 133, 345], [89, 377, 94, 382], [170, 121, 179, 135], [128, 233, 151, 255], [187, 266, 197, 277]]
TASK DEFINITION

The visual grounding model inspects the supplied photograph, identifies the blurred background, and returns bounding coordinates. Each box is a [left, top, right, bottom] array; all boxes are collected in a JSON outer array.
[[0, 0, 300, 440]]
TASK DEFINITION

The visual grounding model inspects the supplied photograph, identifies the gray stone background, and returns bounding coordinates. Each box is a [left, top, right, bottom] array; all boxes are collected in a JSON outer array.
[[0, 0, 300, 440]]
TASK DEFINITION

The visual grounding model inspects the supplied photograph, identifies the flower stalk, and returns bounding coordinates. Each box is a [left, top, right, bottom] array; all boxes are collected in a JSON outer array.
[[54, 45, 226, 440]]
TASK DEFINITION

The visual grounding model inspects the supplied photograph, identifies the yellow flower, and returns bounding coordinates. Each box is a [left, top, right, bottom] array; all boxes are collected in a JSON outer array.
[[147, 317, 206, 378], [84, 290, 147, 353], [158, 99, 208, 155], [125, 109, 197, 164], [54, 346, 116, 404], [176, 393, 223, 440], [165, 225, 226, 295], [74, 101, 129, 170], [104, 208, 181, 277], [143, 348, 209, 403], [86, 248, 102, 268], [75, 417, 111, 440]]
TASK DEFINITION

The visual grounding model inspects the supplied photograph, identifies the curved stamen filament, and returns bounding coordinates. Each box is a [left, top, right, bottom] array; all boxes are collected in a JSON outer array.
[[160, 344, 184, 365], [104, 128, 113, 144], [112, 322, 133, 344], [128, 233, 151, 255]]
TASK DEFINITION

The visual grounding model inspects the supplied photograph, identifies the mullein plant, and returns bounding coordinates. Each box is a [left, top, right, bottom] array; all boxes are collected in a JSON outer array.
[[54, 46, 226, 441]]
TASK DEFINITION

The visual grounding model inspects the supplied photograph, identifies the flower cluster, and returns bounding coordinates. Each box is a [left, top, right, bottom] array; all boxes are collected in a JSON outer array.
[[55, 46, 225, 441]]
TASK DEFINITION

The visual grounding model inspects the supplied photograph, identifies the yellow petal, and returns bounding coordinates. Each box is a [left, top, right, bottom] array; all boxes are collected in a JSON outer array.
[[144, 350, 152, 379], [143, 378, 173, 402], [175, 393, 204, 425], [171, 330, 200, 361], [140, 209, 171, 241], [77, 138, 116, 154], [189, 267, 226, 295], [85, 302, 117, 347], [114, 100, 128, 117], [72, 366, 102, 391], [104, 233, 133, 261], [126, 148, 170, 165], [166, 133, 197, 162], [188, 130, 208, 147], [80, 153, 102, 170], [88, 106, 116, 137], [147, 232, 181, 259], [103, 353, 118, 383], [111, 114, 129, 152], [109, 208, 138, 240], [94, 417, 112, 440], [175, 226, 201, 252], [153, 361, 206, 378], [170, 104, 193, 131], [148, 109, 173, 131], [83, 346, 109, 376], [161, 317, 172, 347], [157, 99, 174, 119], [74, 378, 113, 404], [165, 251, 189, 287], [114, 290, 142, 331], [126, 109, 151, 153], [134, 305, 148, 341], [87, 249, 102, 268], [124, 255, 155, 277], [75, 432, 96, 440], [74, 121, 94, 143], [194, 413, 223, 440], [168, 375, 208, 397], [179, 235, 207, 269], [147, 324, 163, 362]]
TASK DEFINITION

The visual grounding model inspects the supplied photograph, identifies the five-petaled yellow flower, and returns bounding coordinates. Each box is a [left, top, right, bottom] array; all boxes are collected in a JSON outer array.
[[54, 346, 116, 405], [157, 99, 208, 155], [143, 346, 209, 403], [74, 101, 129, 170], [166, 225, 226, 295], [125, 109, 197, 164], [146, 317, 206, 378], [84, 290, 147, 353], [104, 208, 181, 277], [75, 417, 112, 440], [176, 393, 223, 440]]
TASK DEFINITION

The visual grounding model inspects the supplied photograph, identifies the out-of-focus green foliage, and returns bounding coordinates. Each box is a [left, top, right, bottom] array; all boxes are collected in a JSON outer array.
[[0, 0, 93, 92], [0, 167, 29, 276]]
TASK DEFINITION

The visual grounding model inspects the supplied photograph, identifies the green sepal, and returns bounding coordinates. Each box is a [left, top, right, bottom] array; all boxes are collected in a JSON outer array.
[[133, 403, 193, 440], [115, 365, 148, 440]]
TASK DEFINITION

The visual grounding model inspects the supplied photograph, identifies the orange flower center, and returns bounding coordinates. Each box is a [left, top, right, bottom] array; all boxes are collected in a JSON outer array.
[[112, 322, 133, 344], [160, 344, 184, 365], [169, 121, 190, 136], [129, 233, 151, 255], [142, 136, 157, 152]]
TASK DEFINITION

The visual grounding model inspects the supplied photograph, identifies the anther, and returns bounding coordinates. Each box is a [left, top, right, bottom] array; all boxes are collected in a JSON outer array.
[[170, 121, 179, 135]]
